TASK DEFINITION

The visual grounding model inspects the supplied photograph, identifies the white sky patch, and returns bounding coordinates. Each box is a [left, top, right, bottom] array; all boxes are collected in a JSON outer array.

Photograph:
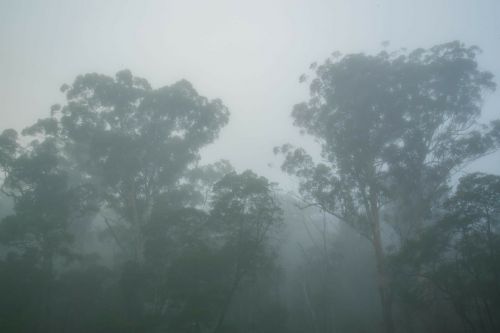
[[1, 0, 499, 188]]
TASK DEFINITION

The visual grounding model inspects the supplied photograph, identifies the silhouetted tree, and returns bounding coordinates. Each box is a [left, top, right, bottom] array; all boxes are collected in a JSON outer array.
[[209, 170, 283, 332], [276, 41, 500, 333], [0, 132, 98, 332], [393, 173, 500, 333], [24, 69, 230, 261]]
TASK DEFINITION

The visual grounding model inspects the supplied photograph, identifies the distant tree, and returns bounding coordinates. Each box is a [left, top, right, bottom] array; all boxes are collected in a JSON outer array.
[[393, 173, 500, 333], [0, 128, 18, 174], [276, 41, 500, 333], [286, 220, 381, 333], [141, 206, 216, 331], [129, 170, 283, 333], [0, 132, 98, 262], [209, 170, 283, 333], [0, 132, 98, 332]]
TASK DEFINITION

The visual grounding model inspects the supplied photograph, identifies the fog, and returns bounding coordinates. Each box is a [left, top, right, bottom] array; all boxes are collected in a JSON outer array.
[[3, 1, 499, 185], [1, 1, 500, 332]]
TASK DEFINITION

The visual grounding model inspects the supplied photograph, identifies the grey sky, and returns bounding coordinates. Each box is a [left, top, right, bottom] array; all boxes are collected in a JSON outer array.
[[1, 0, 499, 189]]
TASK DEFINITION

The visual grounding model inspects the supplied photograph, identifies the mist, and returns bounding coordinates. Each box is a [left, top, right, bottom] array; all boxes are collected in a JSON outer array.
[[1, 1, 500, 332]]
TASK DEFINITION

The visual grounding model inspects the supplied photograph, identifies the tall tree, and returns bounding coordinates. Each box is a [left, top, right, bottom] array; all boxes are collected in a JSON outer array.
[[276, 41, 500, 333], [23, 69, 230, 261], [17, 70, 231, 328]]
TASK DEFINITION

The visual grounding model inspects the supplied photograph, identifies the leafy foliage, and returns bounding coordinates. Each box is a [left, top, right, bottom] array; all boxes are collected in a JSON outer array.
[[1, 41, 499, 333], [392, 173, 500, 332], [276, 41, 499, 333]]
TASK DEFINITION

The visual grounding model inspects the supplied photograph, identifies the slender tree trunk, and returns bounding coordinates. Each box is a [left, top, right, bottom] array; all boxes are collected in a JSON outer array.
[[453, 300, 475, 333], [213, 271, 242, 333], [38, 250, 54, 333], [301, 280, 319, 333], [482, 298, 496, 333], [370, 190, 395, 333], [128, 180, 142, 262]]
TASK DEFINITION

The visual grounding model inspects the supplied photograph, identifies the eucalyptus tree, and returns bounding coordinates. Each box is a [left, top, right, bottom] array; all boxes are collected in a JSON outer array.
[[12, 70, 231, 330], [276, 41, 500, 333], [24, 69, 230, 261]]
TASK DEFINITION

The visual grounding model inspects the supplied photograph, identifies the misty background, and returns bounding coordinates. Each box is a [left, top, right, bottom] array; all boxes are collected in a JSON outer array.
[[2, 0, 499, 188], [2, 1, 500, 333]]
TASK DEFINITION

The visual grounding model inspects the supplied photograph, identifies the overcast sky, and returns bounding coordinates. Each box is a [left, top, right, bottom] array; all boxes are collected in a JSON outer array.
[[1, 0, 499, 189]]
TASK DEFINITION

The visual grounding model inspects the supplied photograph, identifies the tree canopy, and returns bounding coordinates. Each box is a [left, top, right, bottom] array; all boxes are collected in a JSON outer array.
[[276, 41, 500, 333], [1, 42, 500, 333]]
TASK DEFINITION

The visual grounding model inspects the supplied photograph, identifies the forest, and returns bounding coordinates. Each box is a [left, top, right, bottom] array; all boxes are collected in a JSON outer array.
[[0, 42, 500, 333], [1, 36, 500, 333]]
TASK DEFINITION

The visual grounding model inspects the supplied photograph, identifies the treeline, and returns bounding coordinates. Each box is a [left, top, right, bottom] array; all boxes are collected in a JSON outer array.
[[0, 41, 499, 333]]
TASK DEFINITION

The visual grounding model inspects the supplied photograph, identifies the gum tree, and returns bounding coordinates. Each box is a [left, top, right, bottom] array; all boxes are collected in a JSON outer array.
[[24, 70, 230, 261], [276, 41, 500, 333]]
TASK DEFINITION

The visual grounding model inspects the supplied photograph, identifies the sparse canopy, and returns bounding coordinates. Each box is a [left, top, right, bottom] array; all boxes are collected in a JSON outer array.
[[278, 41, 499, 231], [276, 41, 500, 333]]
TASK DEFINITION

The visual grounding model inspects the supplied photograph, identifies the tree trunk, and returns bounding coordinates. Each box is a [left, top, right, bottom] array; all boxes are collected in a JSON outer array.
[[128, 180, 143, 262], [212, 271, 242, 333], [38, 250, 54, 333], [370, 189, 395, 333]]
